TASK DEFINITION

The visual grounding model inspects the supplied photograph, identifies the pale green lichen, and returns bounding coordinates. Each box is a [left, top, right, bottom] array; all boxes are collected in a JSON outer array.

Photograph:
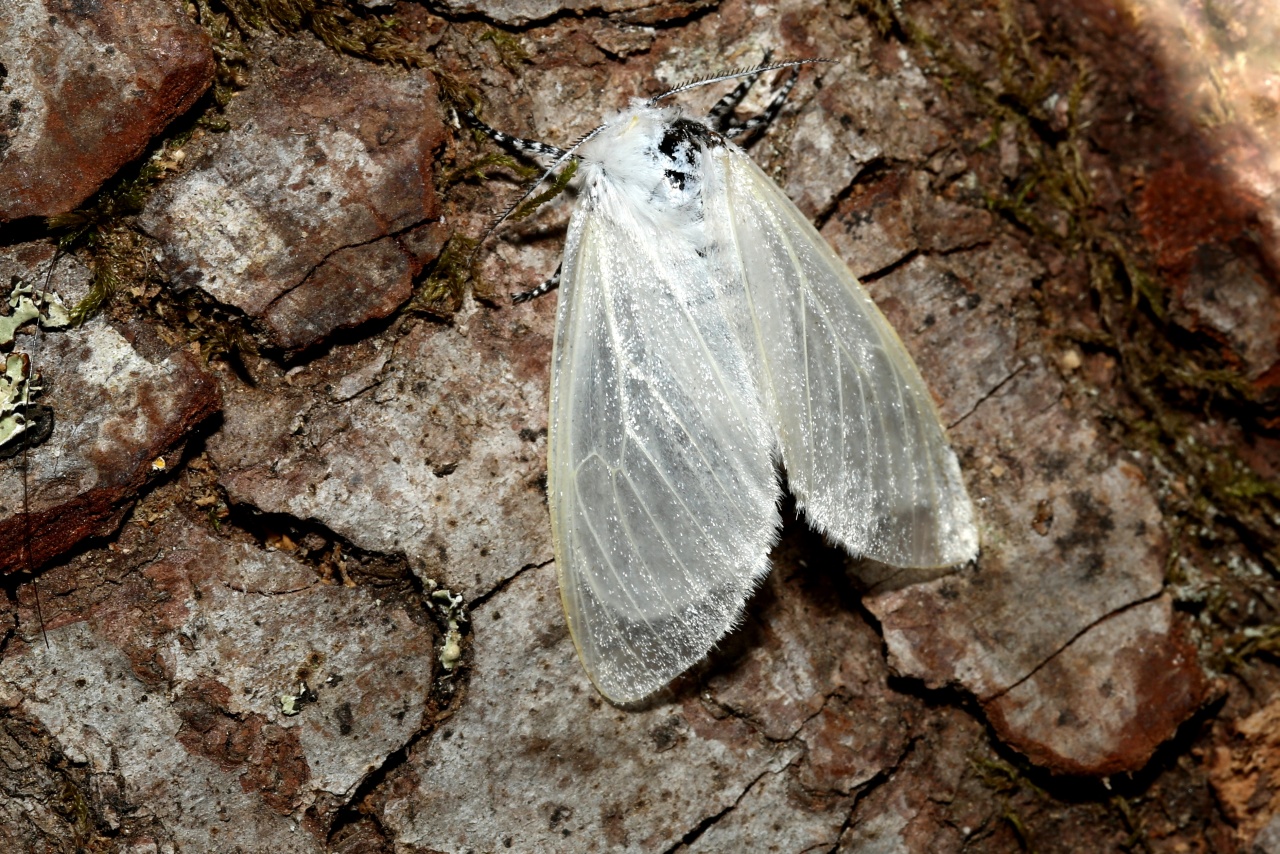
[[0, 355, 36, 451], [428, 584, 467, 672], [278, 681, 315, 716], [0, 294, 40, 347], [1, 279, 70, 346], [0, 279, 70, 455]]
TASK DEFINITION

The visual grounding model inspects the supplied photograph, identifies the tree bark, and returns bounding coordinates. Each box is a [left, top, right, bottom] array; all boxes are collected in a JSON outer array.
[[1, 0, 1276, 851]]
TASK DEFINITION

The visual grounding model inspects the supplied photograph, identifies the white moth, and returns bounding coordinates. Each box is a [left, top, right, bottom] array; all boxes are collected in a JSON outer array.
[[471, 61, 979, 704]]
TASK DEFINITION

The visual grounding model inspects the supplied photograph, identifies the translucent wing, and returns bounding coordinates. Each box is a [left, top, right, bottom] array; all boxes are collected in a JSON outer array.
[[549, 184, 780, 704], [704, 147, 979, 568]]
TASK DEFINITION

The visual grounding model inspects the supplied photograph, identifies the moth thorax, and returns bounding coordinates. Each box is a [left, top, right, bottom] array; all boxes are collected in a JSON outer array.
[[581, 107, 715, 214]]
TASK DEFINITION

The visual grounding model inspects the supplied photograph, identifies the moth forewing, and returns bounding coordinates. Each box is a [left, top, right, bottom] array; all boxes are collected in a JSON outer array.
[[549, 162, 780, 704], [708, 148, 979, 569]]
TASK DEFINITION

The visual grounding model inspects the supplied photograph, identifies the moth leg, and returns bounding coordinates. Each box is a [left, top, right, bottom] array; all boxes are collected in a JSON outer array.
[[723, 67, 801, 140], [512, 263, 561, 303], [460, 109, 567, 160], [707, 49, 773, 132]]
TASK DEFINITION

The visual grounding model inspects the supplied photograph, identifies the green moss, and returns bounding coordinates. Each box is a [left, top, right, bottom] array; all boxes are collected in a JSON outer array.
[[1000, 807, 1035, 853], [166, 287, 261, 367], [410, 235, 479, 316], [43, 156, 167, 324], [1226, 624, 1280, 664], [428, 143, 576, 311], [194, 0, 252, 109], [969, 756, 1046, 851], [41, 171, 257, 369], [513, 160, 578, 221], [50, 777, 100, 850], [971, 756, 1045, 799], [216, 0, 425, 63], [203, 0, 475, 111], [1107, 793, 1147, 851], [442, 152, 539, 189], [480, 28, 531, 72]]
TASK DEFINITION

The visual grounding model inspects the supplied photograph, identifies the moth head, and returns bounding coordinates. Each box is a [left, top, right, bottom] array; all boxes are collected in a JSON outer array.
[[576, 104, 693, 199]]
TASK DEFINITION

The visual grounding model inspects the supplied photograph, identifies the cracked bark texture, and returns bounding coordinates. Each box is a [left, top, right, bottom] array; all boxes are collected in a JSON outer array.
[[0, 0, 214, 221], [1, 0, 1278, 852]]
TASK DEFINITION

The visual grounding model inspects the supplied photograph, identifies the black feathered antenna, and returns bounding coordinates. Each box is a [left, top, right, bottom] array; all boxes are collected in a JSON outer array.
[[648, 58, 835, 104], [466, 117, 609, 259]]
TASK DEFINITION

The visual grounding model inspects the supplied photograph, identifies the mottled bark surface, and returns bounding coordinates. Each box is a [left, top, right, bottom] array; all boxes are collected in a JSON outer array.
[[1, 0, 1278, 851]]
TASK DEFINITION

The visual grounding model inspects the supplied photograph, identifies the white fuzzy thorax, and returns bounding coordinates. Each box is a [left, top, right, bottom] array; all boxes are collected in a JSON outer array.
[[576, 102, 683, 192]]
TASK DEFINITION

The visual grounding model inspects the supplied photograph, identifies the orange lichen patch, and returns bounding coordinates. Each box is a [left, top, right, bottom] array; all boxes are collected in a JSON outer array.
[[175, 677, 312, 815], [1209, 693, 1280, 846], [1137, 158, 1264, 278], [984, 596, 1209, 777]]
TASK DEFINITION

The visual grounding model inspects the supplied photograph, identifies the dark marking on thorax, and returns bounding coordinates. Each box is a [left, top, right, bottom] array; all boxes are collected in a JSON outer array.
[[656, 118, 721, 192]]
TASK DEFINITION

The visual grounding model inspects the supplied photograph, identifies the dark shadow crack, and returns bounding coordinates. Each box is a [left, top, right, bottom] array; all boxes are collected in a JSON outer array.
[[324, 706, 441, 849], [404, 1, 719, 38], [787, 690, 839, 741], [947, 360, 1030, 429], [216, 573, 315, 596], [260, 216, 447, 317], [811, 156, 901, 232], [223, 501, 417, 585], [0, 592, 19, 657], [4, 410, 226, 646], [469, 557, 551, 611], [660, 762, 780, 854], [822, 733, 924, 853], [933, 236, 997, 258], [322, 563, 473, 845], [984, 588, 1168, 703], [858, 247, 921, 285]]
